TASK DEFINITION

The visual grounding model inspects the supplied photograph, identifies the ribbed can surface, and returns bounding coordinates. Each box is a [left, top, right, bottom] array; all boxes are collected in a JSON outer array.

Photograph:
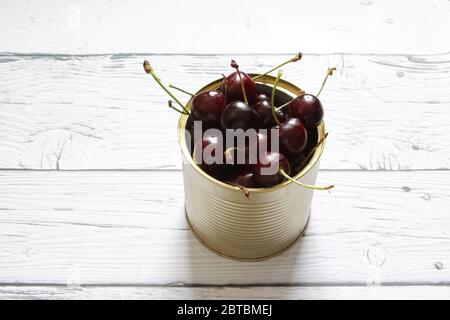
[[178, 75, 325, 261]]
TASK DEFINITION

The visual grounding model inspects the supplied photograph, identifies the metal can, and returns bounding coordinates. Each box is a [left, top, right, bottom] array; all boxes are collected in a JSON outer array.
[[177, 74, 326, 261]]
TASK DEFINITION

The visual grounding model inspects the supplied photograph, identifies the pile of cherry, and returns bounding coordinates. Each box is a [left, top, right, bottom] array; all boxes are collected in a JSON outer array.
[[143, 54, 335, 197]]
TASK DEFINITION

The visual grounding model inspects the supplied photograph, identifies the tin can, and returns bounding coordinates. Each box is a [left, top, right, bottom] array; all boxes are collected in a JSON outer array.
[[177, 74, 326, 261]]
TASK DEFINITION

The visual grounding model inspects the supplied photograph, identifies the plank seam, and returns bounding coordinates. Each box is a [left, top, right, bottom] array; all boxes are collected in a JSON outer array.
[[0, 282, 449, 288], [0, 52, 449, 58]]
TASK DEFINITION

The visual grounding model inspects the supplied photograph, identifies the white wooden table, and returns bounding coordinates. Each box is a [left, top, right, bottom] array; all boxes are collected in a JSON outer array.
[[1, 0, 449, 299]]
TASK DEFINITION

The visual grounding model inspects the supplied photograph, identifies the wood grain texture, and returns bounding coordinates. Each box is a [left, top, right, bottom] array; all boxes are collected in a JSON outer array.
[[1, 53, 449, 170], [1, 285, 449, 300], [0, 170, 449, 285], [0, 0, 449, 54]]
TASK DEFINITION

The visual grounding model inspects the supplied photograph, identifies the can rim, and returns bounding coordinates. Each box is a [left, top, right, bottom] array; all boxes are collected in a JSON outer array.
[[177, 73, 326, 194]]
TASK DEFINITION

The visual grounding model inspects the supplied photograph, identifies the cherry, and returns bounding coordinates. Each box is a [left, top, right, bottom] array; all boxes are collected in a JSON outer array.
[[251, 130, 271, 151], [253, 151, 290, 187], [225, 168, 255, 199], [266, 70, 307, 157], [253, 100, 286, 128], [185, 115, 197, 154], [290, 94, 323, 129], [192, 135, 224, 173], [220, 61, 260, 130], [168, 85, 226, 125], [279, 118, 308, 157], [226, 169, 255, 189], [288, 67, 336, 128], [222, 60, 256, 105], [256, 93, 270, 103], [253, 151, 333, 190], [220, 100, 260, 130], [244, 130, 271, 167], [191, 90, 225, 124], [277, 67, 336, 128]]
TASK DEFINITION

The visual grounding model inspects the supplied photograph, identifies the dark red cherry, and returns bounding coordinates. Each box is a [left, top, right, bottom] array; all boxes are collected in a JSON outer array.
[[220, 100, 260, 130], [226, 169, 256, 188], [252, 131, 270, 151], [291, 154, 308, 175], [256, 93, 270, 103], [290, 94, 324, 129], [279, 118, 308, 157], [193, 135, 224, 173], [244, 131, 271, 166], [277, 109, 288, 123], [252, 151, 290, 187], [222, 71, 256, 105], [253, 100, 286, 128], [191, 90, 225, 125]]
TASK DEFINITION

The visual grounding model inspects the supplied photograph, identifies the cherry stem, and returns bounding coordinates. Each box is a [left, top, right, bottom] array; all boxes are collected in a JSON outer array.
[[317, 67, 337, 97], [143, 60, 190, 114], [221, 74, 228, 106], [169, 84, 194, 97], [231, 60, 248, 105], [271, 70, 283, 127], [275, 98, 294, 112], [275, 88, 306, 112], [279, 169, 334, 191], [297, 132, 329, 170], [168, 100, 189, 115], [223, 147, 241, 162], [252, 52, 302, 80], [229, 183, 251, 200]]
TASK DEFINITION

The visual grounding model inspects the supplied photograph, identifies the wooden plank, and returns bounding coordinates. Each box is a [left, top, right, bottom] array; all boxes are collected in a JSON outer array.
[[0, 170, 449, 285], [1, 54, 449, 170], [1, 285, 449, 300], [0, 0, 449, 54]]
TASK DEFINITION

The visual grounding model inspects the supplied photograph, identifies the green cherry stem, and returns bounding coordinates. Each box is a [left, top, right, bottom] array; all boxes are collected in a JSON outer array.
[[221, 73, 228, 106], [231, 60, 248, 105], [271, 69, 283, 127], [317, 67, 336, 97], [168, 84, 195, 97], [168, 100, 189, 115], [279, 169, 334, 191], [143, 60, 190, 114], [275, 99, 293, 112], [252, 52, 302, 80], [275, 87, 306, 112]]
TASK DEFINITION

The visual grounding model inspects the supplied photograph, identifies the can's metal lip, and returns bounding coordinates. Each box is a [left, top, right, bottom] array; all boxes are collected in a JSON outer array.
[[177, 73, 326, 194]]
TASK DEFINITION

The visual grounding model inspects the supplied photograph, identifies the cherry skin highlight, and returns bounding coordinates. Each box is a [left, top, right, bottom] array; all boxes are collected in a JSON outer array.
[[290, 94, 324, 129]]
